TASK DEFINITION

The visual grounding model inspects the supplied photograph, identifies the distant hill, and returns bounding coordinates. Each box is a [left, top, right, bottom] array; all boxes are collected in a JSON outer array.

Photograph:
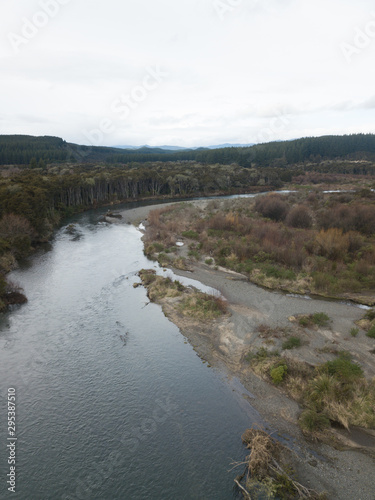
[[206, 143, 255, 149], [113, 143, 254, 151], [1, 133, 375, 168], [114, 145, 191, 151]]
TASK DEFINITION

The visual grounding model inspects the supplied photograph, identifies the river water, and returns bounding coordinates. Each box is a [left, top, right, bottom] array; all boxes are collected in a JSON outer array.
[[0, 206, 264, 500]]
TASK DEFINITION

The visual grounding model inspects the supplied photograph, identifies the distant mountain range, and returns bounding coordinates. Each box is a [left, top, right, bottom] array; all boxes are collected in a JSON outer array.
[[113, 143, 255, 151]]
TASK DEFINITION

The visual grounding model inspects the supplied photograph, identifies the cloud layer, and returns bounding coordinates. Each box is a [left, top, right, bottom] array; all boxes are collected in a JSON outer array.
[[1, 0, 375, 147]]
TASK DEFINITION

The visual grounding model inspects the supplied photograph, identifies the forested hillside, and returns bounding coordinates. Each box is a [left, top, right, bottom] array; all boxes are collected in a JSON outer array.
[[1, 134, 375, 171], [0, 135, 181, 165], [0, 135, 68, 165]]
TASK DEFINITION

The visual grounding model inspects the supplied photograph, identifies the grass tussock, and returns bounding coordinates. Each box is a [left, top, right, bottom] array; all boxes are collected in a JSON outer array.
[[282, 336, 302, 350], [356, 308, 375, 338], [297, 312, 331, 328], [245, 349, 375, 436]]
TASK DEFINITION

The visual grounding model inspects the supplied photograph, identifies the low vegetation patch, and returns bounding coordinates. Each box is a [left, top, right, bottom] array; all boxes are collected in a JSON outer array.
[[138, 269, 228, 321], [298, 409, 331, 434], [233, 427, 326, 499], [350, 327, 359, 337], [181, 230, 199, 240], [282, 336, 302, 350], [245, 349, 375, 437], [356, 308, 375, 338], [297, 313, 331, 329], [178, 292, 227, 320], [138, 270, 184, 301], [312, 312, 330, 327]]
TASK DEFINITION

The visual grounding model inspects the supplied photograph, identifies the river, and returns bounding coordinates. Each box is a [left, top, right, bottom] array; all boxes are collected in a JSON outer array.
[[0, 205, 265, 500]]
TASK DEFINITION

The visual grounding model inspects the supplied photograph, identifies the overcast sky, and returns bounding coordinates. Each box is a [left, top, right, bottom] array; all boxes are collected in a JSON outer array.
[[1, 0, 375, 147]]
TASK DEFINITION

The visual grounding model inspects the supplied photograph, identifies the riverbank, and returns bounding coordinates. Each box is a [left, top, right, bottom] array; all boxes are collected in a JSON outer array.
[[121, 199, 375, 500]]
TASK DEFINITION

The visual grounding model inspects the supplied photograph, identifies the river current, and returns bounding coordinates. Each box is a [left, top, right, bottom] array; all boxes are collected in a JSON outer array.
[[0, 206, 263, 499]]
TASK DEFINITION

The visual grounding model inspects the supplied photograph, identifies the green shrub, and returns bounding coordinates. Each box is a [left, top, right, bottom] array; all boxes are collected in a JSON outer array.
[[243, 260, 254, 273], [350, 327, 359, 337], [299, 409, 330, 433], [246, 347, 279, 363], [205, 258, 213, 265], [182, 230, 199, 240], [366, 325, 375, 338], [322, 355, 363, 382], [282, 336, 302, 350], [253, 251, 272, 263], [312, 272, 335, 292], [312, 312, 330, 327], [153, 242, 165, 252], [263, 264, 296, 280], [174, 280, 184, 292], [188, 249, 200, 260], [298, 316, 310, 327], [270, 363, 288, 384], [157, 253, 171, 266], [365, 309, 375, 321]]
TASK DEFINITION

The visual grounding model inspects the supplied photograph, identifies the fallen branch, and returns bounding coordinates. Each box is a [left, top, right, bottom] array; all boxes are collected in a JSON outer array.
[[270, 459, 319, 499], [236, 427, 325, 499], [234, 479, 252, 500]]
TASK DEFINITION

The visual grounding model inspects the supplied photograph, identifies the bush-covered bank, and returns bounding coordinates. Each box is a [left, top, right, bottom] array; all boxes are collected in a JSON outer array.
[[144, 188, 375, 305], [0, 161, 281, 311]]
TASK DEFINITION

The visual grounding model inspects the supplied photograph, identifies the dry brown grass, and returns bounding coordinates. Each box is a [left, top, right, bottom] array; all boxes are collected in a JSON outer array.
[[237, 427, 325, 499], [241, 428, 280, 479]]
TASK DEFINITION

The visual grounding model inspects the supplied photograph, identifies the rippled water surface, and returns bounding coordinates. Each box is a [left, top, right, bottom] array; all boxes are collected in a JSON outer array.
[[0, 208, 262, 499]]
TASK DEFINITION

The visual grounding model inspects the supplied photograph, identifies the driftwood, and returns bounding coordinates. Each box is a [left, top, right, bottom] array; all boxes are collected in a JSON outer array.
[[234, 479, 252, 499], [233, 427, 323, 499]]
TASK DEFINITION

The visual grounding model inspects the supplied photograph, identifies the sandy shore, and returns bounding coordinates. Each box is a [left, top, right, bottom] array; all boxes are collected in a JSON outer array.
[[119, 199, 375, 500]]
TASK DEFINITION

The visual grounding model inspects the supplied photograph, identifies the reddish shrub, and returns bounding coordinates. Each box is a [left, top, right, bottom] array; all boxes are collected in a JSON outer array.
[[353, 205, 375, 235], [319, 204, 354, 232], [254, 194, 289, 221], [286, 205, 313, 229], [207, 214, 233, 232], [319, 203, 375, 235], [347, 231, 363, 253]]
